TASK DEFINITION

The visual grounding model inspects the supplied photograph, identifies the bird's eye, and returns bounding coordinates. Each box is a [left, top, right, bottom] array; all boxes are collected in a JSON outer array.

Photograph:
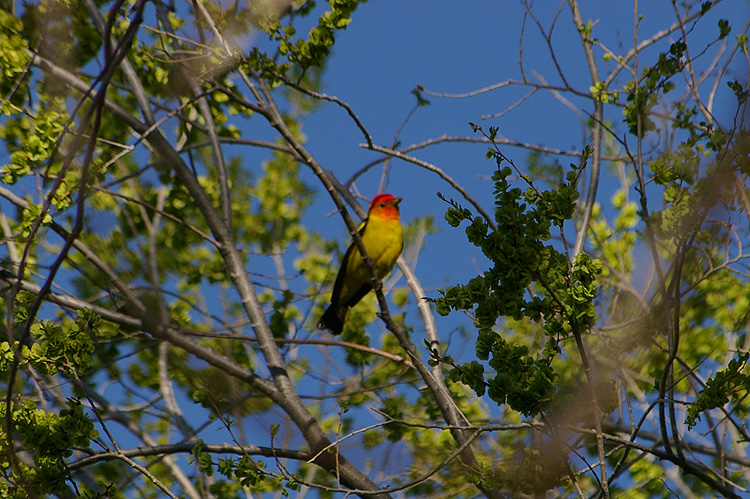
[[380, 203, 386, 207]]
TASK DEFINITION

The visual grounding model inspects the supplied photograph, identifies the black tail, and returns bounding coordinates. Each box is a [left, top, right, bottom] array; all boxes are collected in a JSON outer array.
[[318, 304, 348, 335]]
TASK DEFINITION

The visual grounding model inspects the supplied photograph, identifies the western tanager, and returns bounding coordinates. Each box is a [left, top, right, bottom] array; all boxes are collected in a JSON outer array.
[[318, 194, 404, 335]]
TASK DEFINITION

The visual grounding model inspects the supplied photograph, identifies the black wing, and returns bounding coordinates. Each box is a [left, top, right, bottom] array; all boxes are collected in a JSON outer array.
[[328, 218, 368, 308]]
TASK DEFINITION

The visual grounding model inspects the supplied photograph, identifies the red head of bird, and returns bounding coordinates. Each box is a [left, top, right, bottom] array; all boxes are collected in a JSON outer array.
[[368, 193, 402, 221]]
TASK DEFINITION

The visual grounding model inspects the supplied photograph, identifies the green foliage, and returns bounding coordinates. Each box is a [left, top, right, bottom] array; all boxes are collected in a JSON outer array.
[[4, 299, 103, 377], [0, 9, 30, 112], [623, 41, 686, 135], [209, 454, 300, 497], [686, 352, 750, 429], [240, 145, 314, 252], [2, 100, 69, 185], [728, 79, 749, 103], [434, 135, 599, 416], [0, 398, 97, 496], [27, 308, 101, 375], [0, 302, 103, 496], [251, 0, 367, 81]]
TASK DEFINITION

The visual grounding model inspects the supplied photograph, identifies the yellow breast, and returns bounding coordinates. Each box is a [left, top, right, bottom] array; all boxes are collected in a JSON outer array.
[[339, 216, 404, 303]]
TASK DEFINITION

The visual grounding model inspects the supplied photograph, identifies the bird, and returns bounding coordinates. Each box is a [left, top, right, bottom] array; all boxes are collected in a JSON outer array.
[[317, 193, 404, 335]]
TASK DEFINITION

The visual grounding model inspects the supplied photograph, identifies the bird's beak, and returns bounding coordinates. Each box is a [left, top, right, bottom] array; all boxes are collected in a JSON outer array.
[[391, 197, 403, 206]]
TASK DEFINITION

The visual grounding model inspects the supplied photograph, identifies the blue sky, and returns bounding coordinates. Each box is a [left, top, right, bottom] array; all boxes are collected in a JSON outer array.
[[288, 0, 748, 312]]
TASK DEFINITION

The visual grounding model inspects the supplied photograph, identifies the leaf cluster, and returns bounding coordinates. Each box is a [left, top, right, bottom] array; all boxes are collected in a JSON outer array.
[[0, 398, 97, 496], [195, 445, 301, 498], [623, 41, 686, 135], [251, 0, 367, 82], [434, 139, 601, 416], [686, 352, 750, 430]]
